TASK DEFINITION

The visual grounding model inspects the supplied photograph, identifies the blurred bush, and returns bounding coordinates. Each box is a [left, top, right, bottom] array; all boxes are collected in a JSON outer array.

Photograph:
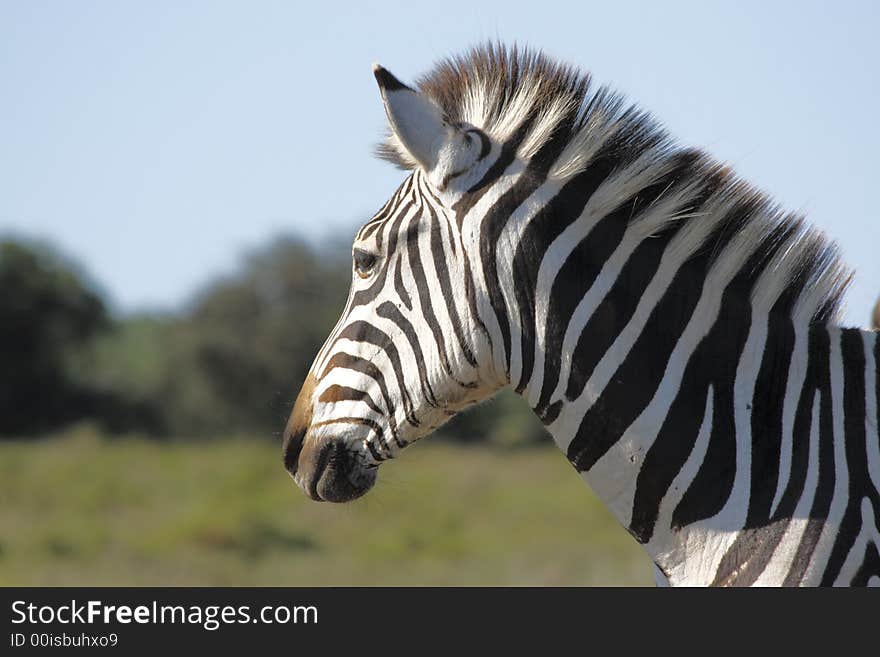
[[154, 236, 351, 437], [1, 239, 101, 435], [1, 234, 548, 446]]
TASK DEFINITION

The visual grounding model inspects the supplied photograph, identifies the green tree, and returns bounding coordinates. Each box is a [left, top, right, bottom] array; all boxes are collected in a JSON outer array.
[[157, 236, 351, 437], [0, 239, 109, 436]]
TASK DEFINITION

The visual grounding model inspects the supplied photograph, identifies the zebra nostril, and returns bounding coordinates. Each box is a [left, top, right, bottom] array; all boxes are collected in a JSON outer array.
[[282, 424, 307, 476]]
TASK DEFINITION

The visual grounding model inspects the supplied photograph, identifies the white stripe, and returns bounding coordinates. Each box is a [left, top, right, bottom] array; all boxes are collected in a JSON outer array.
[[649, 386, 714, 567], [802, 328, 850, 584], [770, 323, 809, 517], [833, 497, 880, 586], [712, 309, 765, 532], [754, 392, 822, 585]]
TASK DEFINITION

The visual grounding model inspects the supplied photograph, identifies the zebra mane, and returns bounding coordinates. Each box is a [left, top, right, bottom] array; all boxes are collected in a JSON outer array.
[[375, 42, 852, 325]]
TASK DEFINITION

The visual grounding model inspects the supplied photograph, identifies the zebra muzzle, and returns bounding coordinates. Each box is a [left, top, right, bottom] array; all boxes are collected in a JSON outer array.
[[287, 436, 376, 503], [283, 374, 376, 503]]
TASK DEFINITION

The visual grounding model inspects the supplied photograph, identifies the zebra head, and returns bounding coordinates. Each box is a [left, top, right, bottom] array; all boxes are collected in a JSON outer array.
[[282, 64, 504, 502]]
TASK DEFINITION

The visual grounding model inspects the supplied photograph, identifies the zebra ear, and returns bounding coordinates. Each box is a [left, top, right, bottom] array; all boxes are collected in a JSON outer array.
[[373, 64, 449, 171], [373, 64, 481, 184]]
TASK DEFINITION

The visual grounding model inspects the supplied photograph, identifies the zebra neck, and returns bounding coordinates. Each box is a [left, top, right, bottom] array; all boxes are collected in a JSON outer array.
[[492, 193, 880, 583], [523, 305, 879, 584]]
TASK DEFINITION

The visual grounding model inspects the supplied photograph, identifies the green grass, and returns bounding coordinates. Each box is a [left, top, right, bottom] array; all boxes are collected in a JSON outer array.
[[0, 428, 653, 586]]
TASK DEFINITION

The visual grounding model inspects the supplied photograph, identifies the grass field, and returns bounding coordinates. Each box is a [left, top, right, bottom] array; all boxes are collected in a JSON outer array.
[[0, 428, 653, 586]]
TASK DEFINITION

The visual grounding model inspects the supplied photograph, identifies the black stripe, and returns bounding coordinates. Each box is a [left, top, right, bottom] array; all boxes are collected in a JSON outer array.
[[365, 438, 385, 462], [783, 326, 835, 585], [452, 118, 535, 221], [849, 542, 880, 586], [426, 202, 476, 367], [629, 355, 712, 543], [420, 176, 445, 207], [376, 300, 438, 407], [767, 328, 821, 522], [820, 328, 875, 585], [439, 130, 494, 189], [393, 253, 412, 311], [318, 384, 384, 417], [334, 321, 419, 427], [461, 241, 491, 352], [319, 352, 400, 451], [559, 229, 670, 407], [711, 521, 791, 586], [745, 265, 811, 518], [669, 369, 740, 532], [359, 222, 382, 242], [463, 128, 491, 160], [359, 176, 412, 246], [708, 273, 806, 585], [427, 181, 457, 257]]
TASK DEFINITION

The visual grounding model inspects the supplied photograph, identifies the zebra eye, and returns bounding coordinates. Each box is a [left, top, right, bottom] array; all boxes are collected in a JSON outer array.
[[353, 248, 378, 278]]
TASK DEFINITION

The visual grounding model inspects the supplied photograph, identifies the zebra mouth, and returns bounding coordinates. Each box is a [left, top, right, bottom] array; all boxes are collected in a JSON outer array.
[[306, 441, 377, 503]]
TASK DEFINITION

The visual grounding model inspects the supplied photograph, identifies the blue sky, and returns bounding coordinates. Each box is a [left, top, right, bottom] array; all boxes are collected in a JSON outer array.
[[1, 1, 878, 326]]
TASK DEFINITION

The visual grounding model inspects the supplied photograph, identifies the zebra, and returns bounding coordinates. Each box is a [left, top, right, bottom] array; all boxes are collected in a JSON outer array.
[[282, 43, 880, 586]]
